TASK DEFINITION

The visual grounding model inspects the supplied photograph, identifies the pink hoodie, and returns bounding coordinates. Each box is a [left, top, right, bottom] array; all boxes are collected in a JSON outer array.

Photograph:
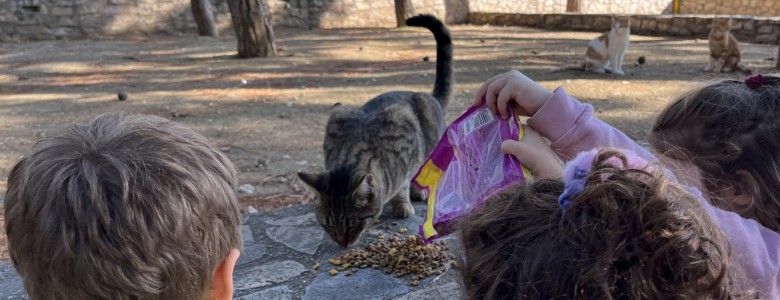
[[529, 87, 780, 298]]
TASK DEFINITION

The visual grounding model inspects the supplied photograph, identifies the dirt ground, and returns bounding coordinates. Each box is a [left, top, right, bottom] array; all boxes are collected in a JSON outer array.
[[0, 25, 778, 258]]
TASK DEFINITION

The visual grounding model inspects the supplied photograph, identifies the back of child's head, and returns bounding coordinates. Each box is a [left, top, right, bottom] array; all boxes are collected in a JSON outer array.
[[4, 112, 242, 299], [459, 148, 738, 299], [650, 74, 780, 231]]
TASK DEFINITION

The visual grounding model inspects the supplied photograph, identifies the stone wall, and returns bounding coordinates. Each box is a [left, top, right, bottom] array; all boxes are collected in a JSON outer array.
[[1, 0, 777, 41], [579, 0, 672, 15], [465, 0, 671, 14], [0, 0, 465, 41], [470, 13, 780, 45], [680, 0, 780, 17], [0, 0, 237, 40], [467, 0, 567, 14], [308, 0, 469, 29]]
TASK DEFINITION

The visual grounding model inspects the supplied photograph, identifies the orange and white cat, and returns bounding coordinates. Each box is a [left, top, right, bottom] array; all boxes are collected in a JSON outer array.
[[555, 16, 631, 75], [705, 18, 751, 73]]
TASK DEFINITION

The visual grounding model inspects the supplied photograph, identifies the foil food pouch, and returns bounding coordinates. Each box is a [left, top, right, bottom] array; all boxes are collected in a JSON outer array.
[[413, 104, 530, 243]]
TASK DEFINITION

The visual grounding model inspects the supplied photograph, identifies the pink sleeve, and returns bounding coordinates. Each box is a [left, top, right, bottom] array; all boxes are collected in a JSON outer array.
[[528, 87, 656, 162], [685, 188, 780, 298]]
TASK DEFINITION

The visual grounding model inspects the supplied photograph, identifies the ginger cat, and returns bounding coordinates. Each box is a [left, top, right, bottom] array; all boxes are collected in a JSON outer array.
[[554, 16, 630, 75], [706, 18, 751, 73]]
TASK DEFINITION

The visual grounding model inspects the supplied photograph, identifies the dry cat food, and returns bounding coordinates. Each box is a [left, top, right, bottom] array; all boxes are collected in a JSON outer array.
[[327, 233, 450, 285]]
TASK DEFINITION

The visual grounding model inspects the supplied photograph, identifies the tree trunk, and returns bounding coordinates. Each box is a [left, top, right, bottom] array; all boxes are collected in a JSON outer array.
[[226, 0, 276, 58], [566, 0, 582, 13], [191, 0, 218, 37], [395, 0, 415, 27], [776, 45, 780, 69]]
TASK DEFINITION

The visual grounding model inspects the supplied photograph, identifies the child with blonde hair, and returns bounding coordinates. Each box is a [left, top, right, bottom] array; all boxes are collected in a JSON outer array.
[[5, 113, 243, 299]]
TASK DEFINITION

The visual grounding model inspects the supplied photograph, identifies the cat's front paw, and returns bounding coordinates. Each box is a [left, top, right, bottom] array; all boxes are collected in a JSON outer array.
[[393, 202, 415, 218], [721, 66, 734, 73], [613, 69, 625, 75]]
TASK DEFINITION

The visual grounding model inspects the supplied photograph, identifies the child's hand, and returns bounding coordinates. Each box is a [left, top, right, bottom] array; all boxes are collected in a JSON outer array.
[[473, 70, 553, 119], [502, 126, 563, 179]]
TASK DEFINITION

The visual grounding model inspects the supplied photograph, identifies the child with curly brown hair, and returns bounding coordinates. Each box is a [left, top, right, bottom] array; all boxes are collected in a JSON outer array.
[[473, 71, 780, 297], [475, 71, 780, 232], [460, 146, 754, 299], [4, 113, 243, 300]]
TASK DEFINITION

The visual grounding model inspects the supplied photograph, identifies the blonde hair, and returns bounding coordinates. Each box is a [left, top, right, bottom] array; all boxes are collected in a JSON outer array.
[[5, 113, 242, 299]]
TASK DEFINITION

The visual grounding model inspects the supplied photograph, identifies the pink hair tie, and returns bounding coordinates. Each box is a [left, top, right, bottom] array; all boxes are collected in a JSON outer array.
[[745, 74, 766, 89]]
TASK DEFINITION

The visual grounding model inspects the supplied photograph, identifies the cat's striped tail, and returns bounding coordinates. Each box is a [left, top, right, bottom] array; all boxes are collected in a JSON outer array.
[[406, 15, 453, 109]]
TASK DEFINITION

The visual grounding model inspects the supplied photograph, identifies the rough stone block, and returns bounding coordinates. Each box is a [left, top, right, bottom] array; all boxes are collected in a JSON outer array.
[[640, 18, 656, 34], [598, 15, 615, 31], [468, 13, 487, 25], [51, 6, 73, 16], [53, 26, 80, 39], [629, 15, 641, 33], [758, 24, 776, 34], [78, 2, 107, 15], [755, 33, 779, 44], [569, 15, 586, 30], [58, 16, 77, 26], [656, 16, 672, 34], [738, 18, 754, 32], [233, 260, 307, 291], [670, 17, 691, 36], [523, 14, 545, 27], [303, 269, 409, 300]]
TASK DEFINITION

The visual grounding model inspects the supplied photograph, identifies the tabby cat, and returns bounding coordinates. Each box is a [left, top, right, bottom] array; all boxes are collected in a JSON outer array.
[[298, 15, 453, 247], [706, 17, 751, 73], [554, 15, 630, 75]]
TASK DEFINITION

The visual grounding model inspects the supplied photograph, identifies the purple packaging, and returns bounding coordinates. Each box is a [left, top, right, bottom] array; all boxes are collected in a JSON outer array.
[[413, 104, 530, 243]]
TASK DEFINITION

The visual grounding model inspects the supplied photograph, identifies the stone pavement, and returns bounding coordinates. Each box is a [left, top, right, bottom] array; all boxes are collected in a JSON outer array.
[[0, 201, 464, 299]]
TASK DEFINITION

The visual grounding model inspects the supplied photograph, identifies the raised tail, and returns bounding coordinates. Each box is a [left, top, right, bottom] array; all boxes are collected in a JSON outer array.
[[406, 14, 453, 109]]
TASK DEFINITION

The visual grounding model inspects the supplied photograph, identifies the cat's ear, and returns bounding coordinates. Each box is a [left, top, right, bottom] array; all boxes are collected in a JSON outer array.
[[298, 171, 327, 193], [353, 174, 376, 207]]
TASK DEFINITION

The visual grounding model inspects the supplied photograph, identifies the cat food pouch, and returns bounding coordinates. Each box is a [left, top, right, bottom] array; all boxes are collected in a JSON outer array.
[[413, 104, 530, 243]]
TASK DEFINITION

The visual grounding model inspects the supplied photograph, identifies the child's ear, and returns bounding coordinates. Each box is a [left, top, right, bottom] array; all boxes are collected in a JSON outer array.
[[718, 170, 757, 211], [209, 249, 240, 300]]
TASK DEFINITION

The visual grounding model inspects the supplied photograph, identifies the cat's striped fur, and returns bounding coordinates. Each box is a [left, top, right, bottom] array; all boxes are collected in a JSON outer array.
[[705, 18, 751, 74], [298, 15, 453, 247]]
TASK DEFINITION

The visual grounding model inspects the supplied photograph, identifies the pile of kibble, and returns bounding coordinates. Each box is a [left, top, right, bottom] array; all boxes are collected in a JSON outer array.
[[319, 228, 451, 286]]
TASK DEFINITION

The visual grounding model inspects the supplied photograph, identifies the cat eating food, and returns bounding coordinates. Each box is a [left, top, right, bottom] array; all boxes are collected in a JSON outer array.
[[705, 17, 751, 74], [298, 15, 453, 247], [555, 15, 631, 75]]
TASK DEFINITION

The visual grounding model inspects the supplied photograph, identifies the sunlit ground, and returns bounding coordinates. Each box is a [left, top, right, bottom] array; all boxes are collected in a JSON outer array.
[[1, 25, 777, 209]]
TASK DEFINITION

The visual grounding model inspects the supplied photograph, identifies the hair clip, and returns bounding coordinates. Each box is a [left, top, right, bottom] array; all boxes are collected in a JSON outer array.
[[558, 167, 587, 213], [745, 74, 766, 90], [559, 148, 659, 214]]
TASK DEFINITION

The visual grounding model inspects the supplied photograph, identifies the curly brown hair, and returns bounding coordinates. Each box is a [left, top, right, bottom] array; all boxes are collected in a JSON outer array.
[[459, 149, 741, 299], [5, 113, 242, 299], [650, 74, 780, 232]]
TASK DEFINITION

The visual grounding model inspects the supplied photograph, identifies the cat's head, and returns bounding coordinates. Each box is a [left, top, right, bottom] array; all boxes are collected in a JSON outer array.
[[298, 169, 381, 247], [612, 15, 631, 34], [710, 18, 732, 38]]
